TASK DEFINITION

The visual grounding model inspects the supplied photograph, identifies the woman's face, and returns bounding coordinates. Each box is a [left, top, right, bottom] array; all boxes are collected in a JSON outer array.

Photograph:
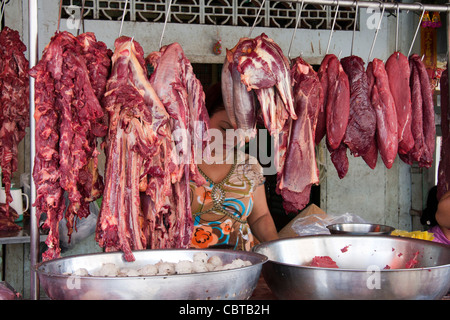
[[209, 109, 233, 133], [207, 109, 235, 162]]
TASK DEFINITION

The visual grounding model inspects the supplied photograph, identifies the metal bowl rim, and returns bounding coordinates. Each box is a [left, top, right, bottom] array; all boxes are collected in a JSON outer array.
[[35, 248, 268, 279], [326, 223, 396, 234], [253, 234, 450, 272], [326, 223, 396, 229]]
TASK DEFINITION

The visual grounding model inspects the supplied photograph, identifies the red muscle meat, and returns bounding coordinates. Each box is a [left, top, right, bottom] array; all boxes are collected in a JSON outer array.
[[437, 67, 449, 200], [317, 54, 351, 178], [400, 61, 425, 165], [309, 256, 339, 268], [223, 34, 295, 174], [341, 56, 377, 162], [277, 57, 323, 213], [367, 59, 398, 169], [96, 37, 174, 261], [325, 55, 350, 151], [146, 42, 210, 249], [30, 31, 109, 260], [315, 54, 334, 145], [0, 27, 29, 230], [386, 52, 414, 154], [400, 54, 436, 168]]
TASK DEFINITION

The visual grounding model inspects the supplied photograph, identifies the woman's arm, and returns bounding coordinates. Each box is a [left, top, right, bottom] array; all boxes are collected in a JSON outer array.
[[247, 184, 279, 243], [436, 190, 450, 229]]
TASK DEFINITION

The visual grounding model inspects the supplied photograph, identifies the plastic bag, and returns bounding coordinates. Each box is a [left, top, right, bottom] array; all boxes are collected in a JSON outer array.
[[59, 200, 100, 249], [291, 213, 367, 236]]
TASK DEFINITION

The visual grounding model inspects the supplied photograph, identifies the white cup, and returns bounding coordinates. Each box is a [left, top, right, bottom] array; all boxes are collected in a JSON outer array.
[[0, 187, 29, 221]]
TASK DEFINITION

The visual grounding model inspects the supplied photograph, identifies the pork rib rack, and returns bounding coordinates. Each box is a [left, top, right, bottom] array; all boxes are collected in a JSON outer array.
[[30, 31, 110, 261], [0, 27, 29, 231]]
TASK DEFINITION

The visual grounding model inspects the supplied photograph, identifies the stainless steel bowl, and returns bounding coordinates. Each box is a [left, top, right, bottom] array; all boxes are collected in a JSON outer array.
[[327, 223, 395, 235], [253, 235, 450, 300], [36, 249, 267, 300]]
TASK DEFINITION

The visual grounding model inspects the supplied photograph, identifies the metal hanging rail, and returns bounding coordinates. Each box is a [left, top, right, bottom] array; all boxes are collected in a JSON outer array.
[[283, 0, 450, 12], [27, 0, 450, 300]]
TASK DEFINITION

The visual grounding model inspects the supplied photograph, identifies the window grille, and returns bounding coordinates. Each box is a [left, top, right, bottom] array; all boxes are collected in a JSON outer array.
[[62, 0, 357, 30]]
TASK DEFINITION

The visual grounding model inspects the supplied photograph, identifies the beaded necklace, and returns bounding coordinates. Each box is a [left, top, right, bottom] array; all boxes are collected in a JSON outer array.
[[195, 156, 247, 224]]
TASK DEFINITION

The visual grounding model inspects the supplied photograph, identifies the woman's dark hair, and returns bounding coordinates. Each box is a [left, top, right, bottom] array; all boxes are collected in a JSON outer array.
[[205, 82, 225, 117], [421, 186, 438, 227]]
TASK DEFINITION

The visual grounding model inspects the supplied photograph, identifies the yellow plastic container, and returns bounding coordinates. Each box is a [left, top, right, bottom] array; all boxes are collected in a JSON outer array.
[[391, 229, 434, 241]]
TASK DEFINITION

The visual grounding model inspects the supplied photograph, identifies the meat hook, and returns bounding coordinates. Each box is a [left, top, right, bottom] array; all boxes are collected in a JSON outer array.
[[350, 0, 359, 56], [57, 0, 63, 32], [0, 0, 6, 31], [395, 2, 399, 57], [159, 0, 173, 48], [325, 0, 340, 56], [367, 1, 385, 63], [118, 0, 129, 38], [288, 0, 305, 60], [407, 3, 426, 58], [249, 0, 266, 37], [77, 0, 85, 36]]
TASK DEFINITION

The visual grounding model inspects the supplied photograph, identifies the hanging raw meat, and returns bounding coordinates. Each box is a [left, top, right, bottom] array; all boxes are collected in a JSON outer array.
[[222, 38, 257, 136], [30, 31, 109, 260], [437, 67, 449, 200], [400, 54, 436, 168], [315, 54, 332, 145], [386, 52, 414, 155], [96, 37, 173, 261], [223, 33, 296, 173], [341, 56, 377, 165], [277, 57, 322, 213], [0, 27, 29, 230], [367, 59, 398, 169], [317, 54, 351, 178], [144, 42, 209, 250], [318, 54, 350, 150]]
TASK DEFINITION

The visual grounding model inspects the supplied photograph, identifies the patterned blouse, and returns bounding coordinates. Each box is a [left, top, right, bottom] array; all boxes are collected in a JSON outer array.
[[190, 153, 265, 251]]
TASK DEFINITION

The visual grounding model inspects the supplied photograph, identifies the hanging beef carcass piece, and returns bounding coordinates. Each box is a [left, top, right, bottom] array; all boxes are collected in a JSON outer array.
[[75, 33, 111, 209], [437, 67, 449, 200], [341, 56, 377, 168], [315, 54, 332, 145], [0, 27, 29, 231], [316, 54, 350, 150], [367, 59, 398, 169], [30, 31, 109, 260], [223, 33, 296, 173], [317, 54, 351, 178], [144, 42, 209, 249], [400, 60, 425, 164], [277, 57, 323, 213], [96, 37, 175, 261], [399, 54, 436, 168], [386, 52, 414, 155], [222, 38, 257, 136]]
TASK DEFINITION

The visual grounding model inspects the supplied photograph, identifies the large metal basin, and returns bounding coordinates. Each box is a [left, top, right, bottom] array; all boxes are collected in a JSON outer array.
[[36, 249, 267, 300], [253, 235, 450, 300]]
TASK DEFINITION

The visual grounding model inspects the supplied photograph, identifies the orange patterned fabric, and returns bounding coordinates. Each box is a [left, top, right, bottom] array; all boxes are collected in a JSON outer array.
[[190, 153, 265, 250]]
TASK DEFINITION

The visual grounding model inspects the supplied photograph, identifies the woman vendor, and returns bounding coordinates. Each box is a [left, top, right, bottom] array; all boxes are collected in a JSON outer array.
[[190, 82, 279, 250], [433, 190, 450, 245]]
